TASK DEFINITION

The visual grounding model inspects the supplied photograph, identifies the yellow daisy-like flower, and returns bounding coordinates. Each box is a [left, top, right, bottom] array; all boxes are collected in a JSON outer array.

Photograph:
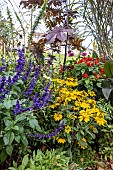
[[65, 125, 71, 133], [54, 113, 62, 121], [57, 138, 66, 144], [88, 90, 96, 97], [94, 117, 107, 126], [67, 77, 74, 81], [51, 103, 60, 109]]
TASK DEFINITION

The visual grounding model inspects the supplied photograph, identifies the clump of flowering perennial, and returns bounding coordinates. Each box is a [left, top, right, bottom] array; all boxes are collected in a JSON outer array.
[[0, 76, 9, 102], [14, 82, 52, 114], [52, 77, 78, 87], [28, 121, 65, 139], [0, 48, 26, 103], [14, 100, 22, 114], [22, 62, 33, 81], [11, 48, 25, 85], [32, 83, 51, 109], [50, 78, 107, 148]]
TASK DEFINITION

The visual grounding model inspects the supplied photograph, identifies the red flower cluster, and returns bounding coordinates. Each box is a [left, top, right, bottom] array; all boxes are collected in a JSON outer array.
[[93, 67, 105, 79], [94, 72, 102, 79], [82, 67, 105, 79], [100, 67, 104, 74], [82, 73, 89, 78], [77, 56, 101, 66]]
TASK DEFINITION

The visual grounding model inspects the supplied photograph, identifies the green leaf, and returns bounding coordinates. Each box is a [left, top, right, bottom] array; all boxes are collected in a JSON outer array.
[[21, 135, 28, 146], [3, 99, 13, 109], [8, 168, 17, 170], [12, 126, 19, 131], [15, 114, 26, 122], [29, 119, 38, 129], [36, 124, 42, 132], [81, 69, 85, 74], [4, 119, 12, 126], [29, 159, 36, 170], [13, 160, 17, 168], [80, 130, 84, 135], [15, 135, 21, 143], [12, 85, 21, 93], [9, 132, 14, 145], [6, 145, 13, 155], [0, 149, 8, 163], [3, 135, 9, 145], [3, 132, 14, 145], [76, 133, 81, 141], [96, 83, 102, 88], [10, 91, 18, 96], [17, 79, 24, 85], [22, 155, 29, 167], [79, 140, 86, 147], [104, 61, 113, 78], [88, 67, 94, 72], [11, 100, 17, 105], [85, 79, 90, 85], [8, 167, 17, 170], [87, 131, 96, 139], [67, 134, 72, 144]]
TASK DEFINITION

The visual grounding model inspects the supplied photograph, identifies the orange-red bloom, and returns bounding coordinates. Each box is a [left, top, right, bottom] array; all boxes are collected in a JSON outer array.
[[82, 73, 89, 78]]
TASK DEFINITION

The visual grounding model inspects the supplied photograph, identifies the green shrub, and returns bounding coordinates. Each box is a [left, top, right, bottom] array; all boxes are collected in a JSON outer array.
[[8, 149, 70, 170]]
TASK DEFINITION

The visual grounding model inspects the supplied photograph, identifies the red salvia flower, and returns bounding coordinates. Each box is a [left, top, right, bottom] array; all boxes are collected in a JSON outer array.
[[82, 73, 89, 78], [100, 68, 104, 74]]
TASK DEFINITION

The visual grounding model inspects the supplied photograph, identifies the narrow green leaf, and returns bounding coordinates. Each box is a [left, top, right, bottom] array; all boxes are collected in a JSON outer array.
[[9, 132, 14, 145], [76, 133, 81, 141], [21, 135, 28, 146], [8, 168, 17, 170], [36, 124, 42, 132], [87, 131, 96, 139], [22, 155, 29, 167]]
